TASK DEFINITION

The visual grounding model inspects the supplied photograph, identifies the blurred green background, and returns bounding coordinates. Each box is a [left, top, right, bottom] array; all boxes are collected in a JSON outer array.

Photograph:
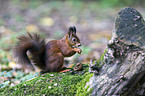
[[0, 0, 145, 88]]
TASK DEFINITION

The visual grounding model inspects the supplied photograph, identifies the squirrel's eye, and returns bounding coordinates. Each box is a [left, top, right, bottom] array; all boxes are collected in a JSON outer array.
[[72, 38, 76, 42]]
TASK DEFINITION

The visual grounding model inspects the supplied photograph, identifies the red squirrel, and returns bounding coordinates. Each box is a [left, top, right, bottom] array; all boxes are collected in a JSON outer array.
[[14, 26, 82, 72]]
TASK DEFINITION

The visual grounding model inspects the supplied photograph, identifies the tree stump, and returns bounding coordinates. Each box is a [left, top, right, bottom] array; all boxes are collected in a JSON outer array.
[[88, 7, 145, 96]]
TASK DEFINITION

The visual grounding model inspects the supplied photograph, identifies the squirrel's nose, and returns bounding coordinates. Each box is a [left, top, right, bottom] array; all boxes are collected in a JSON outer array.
[[77, 44, 81, 47]]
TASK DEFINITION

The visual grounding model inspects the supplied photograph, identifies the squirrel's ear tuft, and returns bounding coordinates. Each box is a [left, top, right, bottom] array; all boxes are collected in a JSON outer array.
[[69, 26, 76, 34], [68, 26, 77, 38]]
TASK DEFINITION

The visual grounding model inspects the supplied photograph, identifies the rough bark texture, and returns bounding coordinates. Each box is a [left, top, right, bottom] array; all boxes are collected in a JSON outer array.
[[88, 7, 145, 96]]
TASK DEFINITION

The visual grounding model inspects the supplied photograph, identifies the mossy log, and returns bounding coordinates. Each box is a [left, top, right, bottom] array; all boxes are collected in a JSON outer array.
[[88, 7, 145, 96], [0, 65, 93, 96]]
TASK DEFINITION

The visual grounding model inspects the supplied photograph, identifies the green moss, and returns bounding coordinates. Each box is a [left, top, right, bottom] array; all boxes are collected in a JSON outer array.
[[0, 64, 94, 96], [76, 73, 93, 96], [96, 48, 107, 67]]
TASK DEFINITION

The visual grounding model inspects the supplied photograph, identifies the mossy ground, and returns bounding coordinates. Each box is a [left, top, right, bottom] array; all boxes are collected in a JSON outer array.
[[0, 64, 93, 96]]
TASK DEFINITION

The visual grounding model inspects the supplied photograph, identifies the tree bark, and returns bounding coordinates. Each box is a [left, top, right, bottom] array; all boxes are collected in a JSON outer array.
[[88, 7, 145, 96]]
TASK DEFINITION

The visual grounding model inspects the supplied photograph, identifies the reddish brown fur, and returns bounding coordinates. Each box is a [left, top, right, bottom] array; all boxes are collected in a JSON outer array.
[[14, 26, 82, 72]]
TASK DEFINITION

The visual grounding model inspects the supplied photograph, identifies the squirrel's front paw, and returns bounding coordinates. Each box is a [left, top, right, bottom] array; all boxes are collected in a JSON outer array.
[[78, 48, 82, 54], [74, 48, 82, 54]]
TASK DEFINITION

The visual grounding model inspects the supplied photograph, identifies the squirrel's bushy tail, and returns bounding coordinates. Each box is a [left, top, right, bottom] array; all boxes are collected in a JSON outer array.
[[14, 32, 46, 70]]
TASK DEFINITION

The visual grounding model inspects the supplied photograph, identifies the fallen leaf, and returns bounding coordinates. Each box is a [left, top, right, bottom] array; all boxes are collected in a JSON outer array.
[[40, 17, 54, 27], [26, 24, 39, 32], [9, 62, 16, 68]]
